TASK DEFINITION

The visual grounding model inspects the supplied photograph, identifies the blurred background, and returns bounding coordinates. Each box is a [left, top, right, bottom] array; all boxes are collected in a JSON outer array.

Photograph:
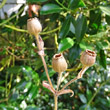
[[0, 0, 110, 110]]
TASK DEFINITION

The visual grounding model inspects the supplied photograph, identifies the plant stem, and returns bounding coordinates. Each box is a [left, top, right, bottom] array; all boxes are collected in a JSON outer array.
[[40, 55, 54, 89], [54, 95, 58, 110], [0, 0, 7, 9], [84, 79, 109, 110], [0, 5, 25, 26], [77, 66, 89, 79], [55, 0, 69, 11], [35, 34, 54, 90], [60, 66, 89, 91], [61, 77, 78, 91], [57, 72, 62, 90]]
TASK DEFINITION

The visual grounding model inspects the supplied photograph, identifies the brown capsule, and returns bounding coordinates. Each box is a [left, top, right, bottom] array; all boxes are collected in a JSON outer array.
[[52, 53, 68, 73], [27, 17, 42, 35], [80, 49, 96, 67]]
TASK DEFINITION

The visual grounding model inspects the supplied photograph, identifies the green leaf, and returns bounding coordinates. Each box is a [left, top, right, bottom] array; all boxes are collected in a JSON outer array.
[[27, 0, 48, 3], [59, 15, 72, 38], [27, 85, 39, 100], [16, 81, 28, 90], [88, 10, 101, 34], [86, 88, 92, 101], [68, 0, 86, 9], [96, 42, 103, 49], [40, 4, 62, 15], [99, 49, 106, 69], [25, 106, 41, 110], [79, 94, 87, 104], [41, 69, 56, 80], [58, 37, 74, 52], [21, 66, 40, 84], [100, 5, 110, 16], [79, 40, 93, 50], [69, 44, 81, 64], [106, 15, 110, 25], [75, 14, 87, 43], [6, 66, 22, 74]]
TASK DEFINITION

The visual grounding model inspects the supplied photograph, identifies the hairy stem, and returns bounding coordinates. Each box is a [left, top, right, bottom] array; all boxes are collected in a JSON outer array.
[[54, 95, 58, 110]]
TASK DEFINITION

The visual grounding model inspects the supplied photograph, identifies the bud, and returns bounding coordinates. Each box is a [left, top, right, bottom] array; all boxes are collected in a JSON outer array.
[[52, 53, 67, 73], [27, 17, 42, 35], [80, 49, 96, 67]]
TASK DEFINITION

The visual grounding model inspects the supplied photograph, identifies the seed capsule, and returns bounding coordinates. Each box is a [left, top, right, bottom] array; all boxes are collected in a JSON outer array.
[[52, 53, 67, 73], [27, 17, 42, 35], [80, 49, 96, 67]]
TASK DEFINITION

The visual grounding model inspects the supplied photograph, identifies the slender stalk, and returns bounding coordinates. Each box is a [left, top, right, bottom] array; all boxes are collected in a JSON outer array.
[[60, 66, 89, 91], [57, 72, 62, 90], [0, 5, 25, 26], [0, 0, 7, 9], [61, 77, 78, 91], [54, 95, 58, 110], [40, 55, 54, 89], [35, 34, 54, 90], [77, 66, 89, 79], [84, 79, 109, 110], [35, 34, 41, 50]]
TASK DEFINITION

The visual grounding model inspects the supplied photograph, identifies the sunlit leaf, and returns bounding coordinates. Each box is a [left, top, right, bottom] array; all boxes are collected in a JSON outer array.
[[100, 5, 110, 16], [40, 4, 62, 15], [58, 37, 74, 52]]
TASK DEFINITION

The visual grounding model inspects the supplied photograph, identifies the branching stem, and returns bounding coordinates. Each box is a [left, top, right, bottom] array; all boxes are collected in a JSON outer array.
[[60, 66, 89, 91]]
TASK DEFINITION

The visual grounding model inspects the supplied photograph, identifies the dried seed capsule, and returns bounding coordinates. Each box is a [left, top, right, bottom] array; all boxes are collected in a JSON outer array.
[[27, 17, 42, 35], [52, 53, 68, 73], [80, 49, 96, 67]]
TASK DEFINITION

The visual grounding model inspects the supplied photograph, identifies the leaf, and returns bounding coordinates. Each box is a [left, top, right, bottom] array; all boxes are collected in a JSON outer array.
[[106, 15, 110, 25], [79, 94, 87, 104], [21, 66, 39, 82], [25, 106, 41, 110], [40, 4, 62, 15], [58, 37, 74, 52], [27, 0, 48, 3], [42, 81, 55, 94], [99, 49, 106, 69], [16, 81, 28, 90], [86, 88, 92, 101], [69, 44, 81, 64], [79, 41, 93, 50], [68, 0, 86, 10], [28, 85, 39, 100], [100, 5, 110, 16], [6, 66, 22, 74], [58, 89, 74, 97], [89, 10, 101, 34], [59, 14, 72, 38], [41, 69, 56, 80], [75, 14, 87, 43]]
